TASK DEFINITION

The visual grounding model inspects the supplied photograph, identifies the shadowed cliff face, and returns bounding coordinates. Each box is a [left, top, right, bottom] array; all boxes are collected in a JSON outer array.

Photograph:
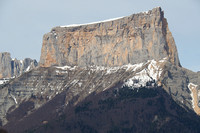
[[39, 7, 180, 67]]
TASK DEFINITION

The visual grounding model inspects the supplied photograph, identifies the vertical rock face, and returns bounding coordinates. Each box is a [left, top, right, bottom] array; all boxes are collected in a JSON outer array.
[[0, 53, 12, 79], [39, 7, 180, 67], [11, 58, 38, 77], [0, 52, 38, 79]]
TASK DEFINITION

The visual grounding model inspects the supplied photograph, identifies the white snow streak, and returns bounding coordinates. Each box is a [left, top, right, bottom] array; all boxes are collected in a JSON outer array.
[[25, 66, 31, 72], [10, 94, 18, 104], [60, 16, 124, 28]]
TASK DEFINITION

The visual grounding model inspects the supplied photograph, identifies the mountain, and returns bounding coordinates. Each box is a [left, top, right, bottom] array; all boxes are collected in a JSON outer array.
[[0, 7, 200, 133], [38, 6, 200, 114], [0, 52, 38, 79]]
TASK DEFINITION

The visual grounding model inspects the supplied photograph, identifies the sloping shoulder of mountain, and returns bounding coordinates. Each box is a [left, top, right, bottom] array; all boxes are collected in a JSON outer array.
[[4, 85, 200, 133]]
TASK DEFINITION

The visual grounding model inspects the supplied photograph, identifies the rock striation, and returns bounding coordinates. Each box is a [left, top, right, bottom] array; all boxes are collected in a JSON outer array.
[[0, 52, 38, 79], [39, 7, 180, 68]]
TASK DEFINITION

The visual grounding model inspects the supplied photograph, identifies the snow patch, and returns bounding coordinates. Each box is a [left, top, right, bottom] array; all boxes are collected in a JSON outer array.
[[56, 70, 68, 74], [106, 67, 120, 75], [124, 69, 153, 88], [147, 59, 163, 80], [56, 66, 77, 71], [89, 88, 93, 94], [71, 79, 79, 85], [89, 62, 144, 75], [20, 60, 23, 64], [123, 58, 167, 88], [0, 79, 9, 85], [78, 82, 82, 87], [188, 83, 198, 109], [25, 66, 31, 72]]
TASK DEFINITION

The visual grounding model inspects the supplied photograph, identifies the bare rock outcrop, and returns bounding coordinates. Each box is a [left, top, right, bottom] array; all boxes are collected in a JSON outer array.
[[0, 52, 38, 79], [39, 7, 180, 67]]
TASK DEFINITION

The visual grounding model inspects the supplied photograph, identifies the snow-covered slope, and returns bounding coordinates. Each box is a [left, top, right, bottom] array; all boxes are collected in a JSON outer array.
[[123, 58, 167, 88]]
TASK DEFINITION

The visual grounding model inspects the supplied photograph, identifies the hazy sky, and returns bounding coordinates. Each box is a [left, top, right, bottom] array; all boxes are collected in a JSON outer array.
[[0, 0, 199, 71]]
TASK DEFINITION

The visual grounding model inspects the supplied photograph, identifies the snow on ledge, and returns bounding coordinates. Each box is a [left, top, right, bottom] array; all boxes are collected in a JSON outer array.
[[56, 66, 77, 71], [60, 16, 124, 28]]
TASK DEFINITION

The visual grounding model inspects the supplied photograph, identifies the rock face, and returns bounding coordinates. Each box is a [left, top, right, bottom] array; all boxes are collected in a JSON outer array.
[[0, 52, 38, 79], [161, 63, 200, 111], [39, 7, 180, 67]]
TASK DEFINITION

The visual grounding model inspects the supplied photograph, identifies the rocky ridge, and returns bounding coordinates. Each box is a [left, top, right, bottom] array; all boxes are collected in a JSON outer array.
[[0, 58, 165, 125], [0, 52, 38, 80]]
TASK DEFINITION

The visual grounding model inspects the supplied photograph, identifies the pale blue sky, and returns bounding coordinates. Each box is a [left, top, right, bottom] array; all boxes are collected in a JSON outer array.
[[0, 0, 199, 71]]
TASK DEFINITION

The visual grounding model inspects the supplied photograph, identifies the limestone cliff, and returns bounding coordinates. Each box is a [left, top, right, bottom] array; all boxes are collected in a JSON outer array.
[[39, 7, 180, 67], [0, 52, 38, 79]]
